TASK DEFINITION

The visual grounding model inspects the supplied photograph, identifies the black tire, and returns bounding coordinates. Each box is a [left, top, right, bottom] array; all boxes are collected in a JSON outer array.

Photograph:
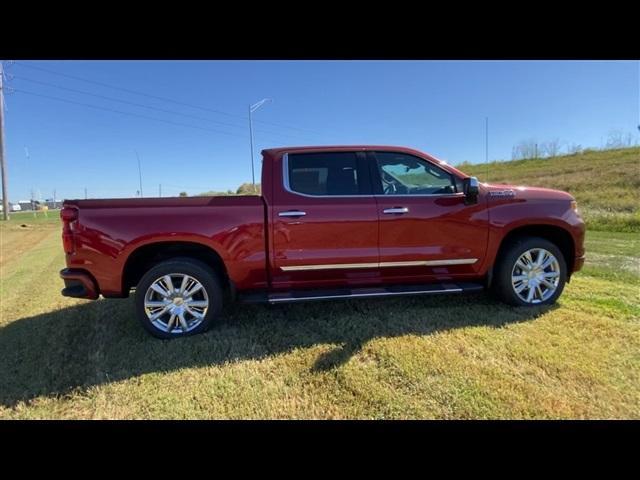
[[493, 236, 567, 307], [135, 257, 223, 339]]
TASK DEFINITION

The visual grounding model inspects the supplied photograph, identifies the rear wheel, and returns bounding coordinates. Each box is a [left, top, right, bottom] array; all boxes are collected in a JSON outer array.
[[135, 258, 223, 338], [493, 237, 566, 306]]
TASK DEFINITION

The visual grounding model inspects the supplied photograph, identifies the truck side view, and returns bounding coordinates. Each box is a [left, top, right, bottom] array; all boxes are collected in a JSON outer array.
[[60, 146, 585, 338]]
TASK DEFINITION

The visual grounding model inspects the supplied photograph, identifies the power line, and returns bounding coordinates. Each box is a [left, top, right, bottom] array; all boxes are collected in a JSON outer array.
[[12, 61, 320, 134], [12, 74, 248, 129], [12, 88, 247, 139], [11, 74, 318, 141], [11, 88, 319, 146]]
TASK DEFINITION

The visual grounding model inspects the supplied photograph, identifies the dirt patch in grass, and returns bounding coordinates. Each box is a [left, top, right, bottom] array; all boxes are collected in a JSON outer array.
[[0, 223, 58, 271]]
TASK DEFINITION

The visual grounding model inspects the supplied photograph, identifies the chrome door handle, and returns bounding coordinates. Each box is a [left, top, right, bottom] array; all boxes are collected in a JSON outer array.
[[383, 207, 409, 214], [278, 210, 307, 217]]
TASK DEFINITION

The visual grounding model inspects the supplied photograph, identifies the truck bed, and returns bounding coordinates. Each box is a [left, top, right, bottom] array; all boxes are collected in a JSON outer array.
[[63, 195, 268, 297], [63, 195, 262, 209]]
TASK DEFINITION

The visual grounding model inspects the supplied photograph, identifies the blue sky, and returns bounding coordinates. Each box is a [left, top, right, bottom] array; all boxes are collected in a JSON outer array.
[[3, 60, 639, 201]]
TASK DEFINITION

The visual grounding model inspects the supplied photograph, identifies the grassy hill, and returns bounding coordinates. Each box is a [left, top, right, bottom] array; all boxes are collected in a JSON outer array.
[[458, 147, 640, 232]]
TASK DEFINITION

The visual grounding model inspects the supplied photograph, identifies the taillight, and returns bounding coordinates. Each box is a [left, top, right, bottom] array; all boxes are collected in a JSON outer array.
[[61, 207, 78, 254]]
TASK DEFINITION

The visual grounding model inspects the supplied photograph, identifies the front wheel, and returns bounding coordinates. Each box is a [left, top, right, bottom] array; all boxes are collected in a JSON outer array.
[[493, 237, 567, 307], [135, 258, 223, 338]]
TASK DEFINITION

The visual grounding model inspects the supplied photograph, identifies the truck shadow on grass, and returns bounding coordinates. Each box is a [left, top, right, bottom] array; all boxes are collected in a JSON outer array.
[[0, 293, 557, 408]]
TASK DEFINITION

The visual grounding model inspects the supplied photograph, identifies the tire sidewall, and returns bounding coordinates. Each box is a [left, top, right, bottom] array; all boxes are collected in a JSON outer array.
[[135, 258, 223, 339], [495, 237, 567, 307]]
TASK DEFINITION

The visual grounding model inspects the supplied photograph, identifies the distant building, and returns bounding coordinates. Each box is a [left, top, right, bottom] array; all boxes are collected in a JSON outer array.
[[44, 200, 63, 210]]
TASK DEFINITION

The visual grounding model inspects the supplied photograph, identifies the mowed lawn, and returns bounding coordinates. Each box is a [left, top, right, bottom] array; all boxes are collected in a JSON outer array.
[[0, 212, 638, 419]]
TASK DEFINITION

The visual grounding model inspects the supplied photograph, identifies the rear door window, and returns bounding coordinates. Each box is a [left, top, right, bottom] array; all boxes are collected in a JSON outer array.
[[287, 152, 369, 196]]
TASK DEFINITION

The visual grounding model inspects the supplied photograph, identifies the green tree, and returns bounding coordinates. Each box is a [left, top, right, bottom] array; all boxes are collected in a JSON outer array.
[[236, 183, 261, 195]]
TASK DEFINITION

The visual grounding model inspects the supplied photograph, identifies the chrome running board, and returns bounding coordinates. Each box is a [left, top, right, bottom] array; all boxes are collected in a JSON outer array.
[[239, 282, 484, 304]]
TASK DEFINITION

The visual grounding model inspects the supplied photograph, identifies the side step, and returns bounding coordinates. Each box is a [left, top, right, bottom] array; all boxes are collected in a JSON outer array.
[[240, 282, 484, 304]]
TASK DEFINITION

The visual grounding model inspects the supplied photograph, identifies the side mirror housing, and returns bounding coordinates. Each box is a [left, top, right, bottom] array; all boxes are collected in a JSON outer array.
[[463, 176, 479, 205]]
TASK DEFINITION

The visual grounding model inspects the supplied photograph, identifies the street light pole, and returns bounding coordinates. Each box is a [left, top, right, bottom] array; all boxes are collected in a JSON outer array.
[[135, 150, 143, 198], [249, 98, 271, 192], [249, 105, 255, 189]]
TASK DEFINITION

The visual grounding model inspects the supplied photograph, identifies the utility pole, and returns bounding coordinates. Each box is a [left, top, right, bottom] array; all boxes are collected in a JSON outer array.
[[485, 117, 489, 182], [0, 60, 9, 220], [249, 98, 271, 192], [135, 150, 143, 197], [159, 184, 162, 197], [84, 187, 87, 199]]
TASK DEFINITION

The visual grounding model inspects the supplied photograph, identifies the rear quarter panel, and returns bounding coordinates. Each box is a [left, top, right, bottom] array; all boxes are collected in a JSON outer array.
[[65, 196, 267, 296]]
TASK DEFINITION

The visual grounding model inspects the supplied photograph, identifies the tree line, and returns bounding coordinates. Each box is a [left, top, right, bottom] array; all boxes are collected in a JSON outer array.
[[181, 183, 261, 197], [512, 129, 638, 161]]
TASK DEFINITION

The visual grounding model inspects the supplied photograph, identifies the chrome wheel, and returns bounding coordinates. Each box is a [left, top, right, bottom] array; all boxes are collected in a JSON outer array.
[[144, 274, 209, 334], [511, 248, 560, 304]]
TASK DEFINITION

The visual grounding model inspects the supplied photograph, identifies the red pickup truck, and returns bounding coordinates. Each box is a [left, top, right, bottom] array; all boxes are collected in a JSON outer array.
[[60, 146, 585, 338]]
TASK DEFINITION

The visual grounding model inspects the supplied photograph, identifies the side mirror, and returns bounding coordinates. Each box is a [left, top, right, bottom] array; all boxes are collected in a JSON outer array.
[[463, 176, 479, 205]]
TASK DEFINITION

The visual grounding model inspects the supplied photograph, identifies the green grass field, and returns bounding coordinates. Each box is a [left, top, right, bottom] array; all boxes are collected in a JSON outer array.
[[460, 147, 640, 232], [0, 215, 638, 418], [0, 149, 638, 419]]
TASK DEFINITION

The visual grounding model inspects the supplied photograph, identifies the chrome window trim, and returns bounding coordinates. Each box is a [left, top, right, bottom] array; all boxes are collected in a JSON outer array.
[[280, 258, 478, 271], [282, 152, 463, 199], [374, 193, 464, 198]]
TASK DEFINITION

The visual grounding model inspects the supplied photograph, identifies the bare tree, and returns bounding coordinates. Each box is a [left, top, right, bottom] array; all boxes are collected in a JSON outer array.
[[512, 140, 539, 160], [605, 130, 635, 148], [567, 143, 583, 155], [540, 138, 562, 158]]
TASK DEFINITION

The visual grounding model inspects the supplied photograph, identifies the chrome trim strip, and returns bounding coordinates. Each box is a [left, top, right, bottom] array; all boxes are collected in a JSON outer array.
[[380, 259, 478, 267], [280, 258, 478, 271], [375, 193, 463, 198], [281, 262, 380, 271], [269, 287, 464, 303]]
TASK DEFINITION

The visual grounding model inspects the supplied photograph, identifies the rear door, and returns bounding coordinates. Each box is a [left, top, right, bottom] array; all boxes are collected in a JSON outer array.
[[370, 150, 489, 283], [270, 150, 380, 290]]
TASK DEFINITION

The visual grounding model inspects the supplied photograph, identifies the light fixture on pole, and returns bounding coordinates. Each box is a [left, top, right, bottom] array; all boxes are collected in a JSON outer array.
[[249, 98, 272, 192]]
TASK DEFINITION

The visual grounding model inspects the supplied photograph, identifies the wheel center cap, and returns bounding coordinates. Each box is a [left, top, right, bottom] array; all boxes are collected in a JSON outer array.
[[173, 297, 184, 306]]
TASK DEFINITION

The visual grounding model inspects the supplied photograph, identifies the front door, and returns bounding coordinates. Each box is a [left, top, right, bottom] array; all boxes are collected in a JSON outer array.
[[270, 150, 380, 290], [370, 151, 489, 283]]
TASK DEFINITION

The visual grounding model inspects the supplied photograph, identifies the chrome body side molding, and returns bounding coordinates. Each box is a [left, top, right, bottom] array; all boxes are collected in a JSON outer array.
[[280, 258, 478, 272]]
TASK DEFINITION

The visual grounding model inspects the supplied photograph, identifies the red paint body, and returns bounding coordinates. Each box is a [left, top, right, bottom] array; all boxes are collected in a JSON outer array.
[[60, 146, 585, 299]]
